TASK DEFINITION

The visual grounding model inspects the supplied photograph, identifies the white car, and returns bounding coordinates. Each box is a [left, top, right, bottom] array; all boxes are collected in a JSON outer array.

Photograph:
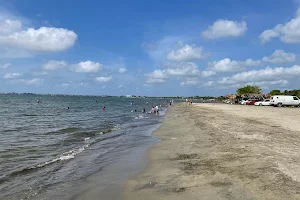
[[225, 100, 234, 104], [254, 99, 270, 106], [240, 100, 248, 105]]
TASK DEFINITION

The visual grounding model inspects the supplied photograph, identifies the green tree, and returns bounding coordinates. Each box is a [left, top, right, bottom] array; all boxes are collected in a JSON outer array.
[[269, 89, 281, 96], [236, 85, 262, 95]]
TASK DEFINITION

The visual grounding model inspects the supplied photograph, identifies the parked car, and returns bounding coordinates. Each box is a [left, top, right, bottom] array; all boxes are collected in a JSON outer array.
[[240, 100, 248, 105], [246, 99, 260, 105], [254, 99, 270, 106], [270, 95, 300, 107], [225, 100, 234, 104]]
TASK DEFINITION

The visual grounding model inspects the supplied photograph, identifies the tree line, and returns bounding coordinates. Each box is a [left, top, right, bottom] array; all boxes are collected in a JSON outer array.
[[235, 85, 300, 98]]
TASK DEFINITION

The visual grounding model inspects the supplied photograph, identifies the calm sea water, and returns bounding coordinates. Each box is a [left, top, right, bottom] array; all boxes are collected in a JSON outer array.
[[0, 94, 170, 200]]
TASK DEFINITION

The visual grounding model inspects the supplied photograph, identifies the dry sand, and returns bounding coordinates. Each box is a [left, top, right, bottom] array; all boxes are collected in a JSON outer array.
[[124, 103, 300, 200]]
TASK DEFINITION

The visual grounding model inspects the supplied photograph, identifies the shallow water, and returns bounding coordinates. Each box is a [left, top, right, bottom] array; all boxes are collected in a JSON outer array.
[[0, 94, 169, 200]]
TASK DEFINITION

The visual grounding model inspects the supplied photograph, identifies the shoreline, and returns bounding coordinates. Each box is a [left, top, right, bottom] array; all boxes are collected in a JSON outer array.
[[72, 109, 167, 200], [123, 103, 300, 200]]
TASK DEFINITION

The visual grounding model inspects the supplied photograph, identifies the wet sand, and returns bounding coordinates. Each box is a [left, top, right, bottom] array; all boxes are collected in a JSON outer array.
[[124, 103, 300, 200]]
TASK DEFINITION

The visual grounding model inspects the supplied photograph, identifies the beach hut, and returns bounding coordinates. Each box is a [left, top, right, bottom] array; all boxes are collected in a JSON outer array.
[[225, 94, 237, 103]]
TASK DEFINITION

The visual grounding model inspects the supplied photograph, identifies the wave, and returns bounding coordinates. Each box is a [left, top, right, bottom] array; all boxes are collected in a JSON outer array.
[[44, 127, 80, 135], [9, 144, 89, 177], [23, 114, 38, 116], [93, 132, 125, 144], [134, 115, 149, 119]]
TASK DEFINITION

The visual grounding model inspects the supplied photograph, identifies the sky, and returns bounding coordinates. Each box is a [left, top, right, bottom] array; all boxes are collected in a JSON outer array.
[[1, 0, 300, 96]]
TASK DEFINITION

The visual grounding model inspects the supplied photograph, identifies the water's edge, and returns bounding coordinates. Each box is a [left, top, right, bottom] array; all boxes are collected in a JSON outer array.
[[119, 105, 173, 199], [73, 115, 166, 200]]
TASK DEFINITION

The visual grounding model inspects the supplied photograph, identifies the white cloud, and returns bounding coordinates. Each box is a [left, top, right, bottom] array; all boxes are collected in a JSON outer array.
[[245, 80, 289, 87], [262, 50, 296, 64], [180, 80, 198, 86], [202, 19, 247, 39], [20, 78, 43, 85], [32, 71, 48, 76], [142, 36, 181, 61], [4, 72, 22, 79], [201, 81, 214, 87], [244, 59, 261, 66], [0, 14, 77, 57], [259, 29, 279, 43], [95, 76, 112, 82], [0, 63, 11, 69], [73, 61, 102, 73], [202, 70, 216, 77], [0, 19, 22, 35], [217, 79, 289, 90], [145, 69, 168, 83], [209, 59, 240, 72], [208, 58, 260, 72], [0, 27, 77, 52], [165, 62, 200, 76], [42, 60, 67, 71], [260, 9, 300, 43], [118, 67, 127, 73], [145, 62, 202, 84], [166, 44, 206, 61], [218, 65, 300, 86]]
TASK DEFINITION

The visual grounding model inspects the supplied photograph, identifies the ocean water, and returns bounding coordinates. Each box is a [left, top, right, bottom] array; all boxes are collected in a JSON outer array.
[[0, 94, 170, 200]]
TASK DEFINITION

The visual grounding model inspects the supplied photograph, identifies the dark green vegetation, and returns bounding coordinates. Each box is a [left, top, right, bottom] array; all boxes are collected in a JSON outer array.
[[236, 85, 262, 95], [269, 89, 300, 97]]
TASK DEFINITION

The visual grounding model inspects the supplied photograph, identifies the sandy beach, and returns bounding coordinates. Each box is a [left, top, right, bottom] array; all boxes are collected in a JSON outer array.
[[124, 103, 300, 200]]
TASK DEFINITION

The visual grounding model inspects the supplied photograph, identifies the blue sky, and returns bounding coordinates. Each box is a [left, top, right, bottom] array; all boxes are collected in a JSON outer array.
[[1, 0, 300, 96]]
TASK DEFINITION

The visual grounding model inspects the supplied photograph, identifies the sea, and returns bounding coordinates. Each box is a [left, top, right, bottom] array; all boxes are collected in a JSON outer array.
[[0, 94, 171, 200]]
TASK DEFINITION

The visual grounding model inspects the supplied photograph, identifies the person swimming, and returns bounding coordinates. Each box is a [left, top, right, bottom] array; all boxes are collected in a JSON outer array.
[[102, 106, 105, 110], [142, 108, 146, 113]]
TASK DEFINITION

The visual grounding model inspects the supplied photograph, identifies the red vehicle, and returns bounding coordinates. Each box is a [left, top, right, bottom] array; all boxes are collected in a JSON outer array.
[[246, 99, 260, 105]]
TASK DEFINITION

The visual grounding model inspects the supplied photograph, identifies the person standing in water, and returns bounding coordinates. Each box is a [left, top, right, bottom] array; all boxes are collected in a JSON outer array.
[[155, 105, 159, 115], [151, 106, 155, 114], [102, 106, 105, 110]]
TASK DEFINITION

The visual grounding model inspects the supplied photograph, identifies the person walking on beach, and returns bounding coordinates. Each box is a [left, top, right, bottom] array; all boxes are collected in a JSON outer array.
[[190, 98, 193, 105]]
